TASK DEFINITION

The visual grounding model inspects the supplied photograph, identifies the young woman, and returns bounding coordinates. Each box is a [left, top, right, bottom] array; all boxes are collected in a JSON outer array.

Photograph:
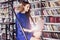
[[15, 1, 44, 40], [15, 1, 34, 40]]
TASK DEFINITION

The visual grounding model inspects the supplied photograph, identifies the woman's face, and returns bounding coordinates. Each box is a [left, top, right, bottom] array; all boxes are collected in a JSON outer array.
[[24, 4, 30, 12]]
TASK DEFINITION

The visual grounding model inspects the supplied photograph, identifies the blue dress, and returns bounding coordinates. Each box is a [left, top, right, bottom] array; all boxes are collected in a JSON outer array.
[[15, 12, 32, 40]]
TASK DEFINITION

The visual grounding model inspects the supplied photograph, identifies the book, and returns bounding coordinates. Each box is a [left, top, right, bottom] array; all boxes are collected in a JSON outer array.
[[52, 2, 57, 7], [44, 17, 46, 23], [34, 10, 41, 15], [45, 2, 50, 7], [49, 16, 55, 23], [43, 9, 48, 15], [37, 2, 41, 8], [35, 2, 41, 8], [45, 16, 50, 23], [41, 2, 46, 7], [51, 9, 58, 15], [30, 3, 35, 9], [55, 17, 60, 23], [47, 10, 54, 15], [56, 9, 60, 15]]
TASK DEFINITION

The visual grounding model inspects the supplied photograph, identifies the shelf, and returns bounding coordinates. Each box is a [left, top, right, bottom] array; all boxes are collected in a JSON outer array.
[[43, 30, 60, 33], [0, 6, 11, 9], [43, 15, 60, 17], [43, 37, 60, 40], [42, 0, 59, 2], [44, 23, 60, 25], [31, 15, 60, 17], [42, 6, 60, 10], [31, 15, 42, 17], [29, 1, 40, 3], [0, 22, 15, 25], [30, 8, 41, 10]]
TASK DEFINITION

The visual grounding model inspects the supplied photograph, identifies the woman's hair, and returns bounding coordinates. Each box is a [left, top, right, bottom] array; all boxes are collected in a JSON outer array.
[[17, 1, 35, 24], [17, 1, 30, 17], [17, 1, 30, 12]]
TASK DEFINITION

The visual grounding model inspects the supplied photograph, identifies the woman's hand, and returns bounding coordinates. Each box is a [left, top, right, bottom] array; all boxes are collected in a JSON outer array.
[[23, 28, 33, 32]]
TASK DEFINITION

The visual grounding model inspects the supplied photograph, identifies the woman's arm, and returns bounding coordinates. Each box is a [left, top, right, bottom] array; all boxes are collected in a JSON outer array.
[[23, 28, 33, 32]]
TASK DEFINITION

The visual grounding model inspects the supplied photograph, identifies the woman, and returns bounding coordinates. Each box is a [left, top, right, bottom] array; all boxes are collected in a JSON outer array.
[[15, 1, 34, 40]]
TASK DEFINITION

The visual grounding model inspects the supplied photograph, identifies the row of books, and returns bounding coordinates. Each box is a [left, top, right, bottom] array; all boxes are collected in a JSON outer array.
[[43, 32, 60, 39], [0, 3, 8, 7], [44, 16, 60, 23], [44, 24, 60, 31], [1, 33, 16, 40], [41, 1, 60, 7], [43, 24, 60, 39], [30, 2, 41, 9], [42, 9, 60, 15], [30, 9, 60, 16], [30, 9, 41, 16]]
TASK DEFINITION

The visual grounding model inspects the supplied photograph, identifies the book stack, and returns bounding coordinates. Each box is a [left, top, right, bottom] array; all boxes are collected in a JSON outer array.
[[44, 16, 60, 23]]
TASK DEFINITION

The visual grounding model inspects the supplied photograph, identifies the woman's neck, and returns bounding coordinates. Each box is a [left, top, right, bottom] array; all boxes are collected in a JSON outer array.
[[21, 11, 26, 14]]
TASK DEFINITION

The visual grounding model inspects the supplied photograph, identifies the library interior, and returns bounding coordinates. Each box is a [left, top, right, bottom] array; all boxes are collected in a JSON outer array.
[[0, 0, 60, 40]]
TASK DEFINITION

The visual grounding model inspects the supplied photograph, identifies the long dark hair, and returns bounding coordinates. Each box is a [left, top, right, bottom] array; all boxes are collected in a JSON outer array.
[[17, 1, 35, 24]]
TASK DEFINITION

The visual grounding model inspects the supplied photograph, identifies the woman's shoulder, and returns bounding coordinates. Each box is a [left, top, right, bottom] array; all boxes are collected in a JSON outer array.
[[16, 12, 21, 15], [17, 12, 25, 15]]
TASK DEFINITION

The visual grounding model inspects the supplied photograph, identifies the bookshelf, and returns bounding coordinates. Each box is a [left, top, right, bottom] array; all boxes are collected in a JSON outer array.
[[0, 0, 16, 40], [41, 0, 60, 40]]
